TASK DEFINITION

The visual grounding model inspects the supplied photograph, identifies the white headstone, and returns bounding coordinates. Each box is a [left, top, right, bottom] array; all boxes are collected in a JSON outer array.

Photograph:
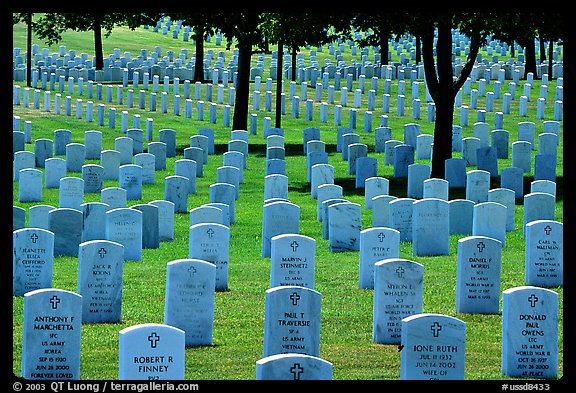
[[501, 286, 558, 379], [118, 323, 185, 380], [164, 259, 216, 346], [400, 313, 466, 380], [22, 289, 82, 380], [263, 286, 321, 357], [373, 258, 424, 344]]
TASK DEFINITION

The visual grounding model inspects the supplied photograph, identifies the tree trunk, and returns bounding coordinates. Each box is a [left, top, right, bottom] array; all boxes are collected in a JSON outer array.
[[429, 18, 454, 179], [93, 18, 104, 70], [415, 35, 421, 64], [523, 36, 537, 79], [232, 43, 252, 130], [548, 40, 553, 78], [194, 28, 204, 82], [380, 31, 389, 65], [291, 48, 297, 82], [539, 38, 546, 62], [275, 40, 283, 128], [26, 13, 32, 87]]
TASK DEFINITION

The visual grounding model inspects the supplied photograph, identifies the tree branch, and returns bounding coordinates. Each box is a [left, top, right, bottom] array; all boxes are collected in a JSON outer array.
[[453, 32, 480, 95], [421, 27, 439, 101]]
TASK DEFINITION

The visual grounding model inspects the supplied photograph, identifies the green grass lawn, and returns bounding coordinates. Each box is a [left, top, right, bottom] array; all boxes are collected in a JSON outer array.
[[12, 19, 563, 381]]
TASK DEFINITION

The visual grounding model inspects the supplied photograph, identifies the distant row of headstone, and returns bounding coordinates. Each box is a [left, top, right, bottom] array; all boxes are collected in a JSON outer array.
[[14, 120, 561, 379]]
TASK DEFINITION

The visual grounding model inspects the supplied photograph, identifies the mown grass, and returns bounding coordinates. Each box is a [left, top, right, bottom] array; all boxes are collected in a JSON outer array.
[[11, 19, 563, 382]]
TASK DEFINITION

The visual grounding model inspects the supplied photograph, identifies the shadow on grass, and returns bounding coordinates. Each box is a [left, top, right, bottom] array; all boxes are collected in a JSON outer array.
[[289, 173, 563, 203]]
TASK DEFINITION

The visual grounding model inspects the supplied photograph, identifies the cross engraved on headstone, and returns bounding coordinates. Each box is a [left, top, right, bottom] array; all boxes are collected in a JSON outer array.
[[396, 266, 405, 278], [290, 241, 299, 252], [188, 266, 197, 277], [430, 321, 442, 337], [148, 332, 160, 348], [98, 247, 107, 258], [30, 233, 38, 243], [206, 228, 214, 238], [290, 292, 300, 306], [290, 363, 304, 380], [544, 225, 552, 235], [378, 232, 386, 242], [477, 241, 485, 252], [50, 295, 60, 309], [528, 294, 539, 307]]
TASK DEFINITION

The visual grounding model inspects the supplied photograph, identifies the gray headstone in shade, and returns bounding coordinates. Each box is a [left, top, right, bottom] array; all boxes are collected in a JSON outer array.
[[256, 353, 333, 380], [190, 205, 223, 226], [13, 205, 26, 230], [501, 286, 558, 379], [263, 286, 321, 357], [163, 259, 216, 346], [412, 198, 450, 256], [456, 236, 502, 314], [359, 227, 400, 289], [84, 130, 103, 160], [364, 177, 389, 210], [131, 204, 160, 249], [523, 192, 555, 236], [147, 141, 167, 170], [101, 187, 127, 210], [488, 188, 516, 231], [14, 151, 35, 181], [164, 175, 190, 213], [328, 202, 361, 252], [18, 168, 43, 202], [115, 137, 133, 165], [149, 200, 175, 242], [316, 184, 342, 220], [262, 201, 300, 258], [44, 157, 67, 188], [355, 156, 377, 188], [174, 159, 197, 194], [22, 288, 82, 380], [28, 205, 56, 230], [34, 138, 53, 168], [368, 183, 397, 223], [264, 174, 289, 201], [209, 183, 236, 224], [448, 199, 474, 235], [65, 143, 86, 173], [59, 176, 84, 210], [466, 169, 490, 204], [82, 164, 104, 193], [81, 202, 108, 242], [204, 203, 231, 227], [119, 164, 143, 200], [189, 223, 230, 291], [158, 129, 177, 157], [400, 313, 466, 380], [13, 228, 54, 296], [133, 153, 156, 185], [373, 258, 424, 344], [472, 201, 507, 246], [49, 208, 83, 257], [100, 150, 121, 180], [54, 129, 72, 156], [78, 240, 124, 323], [501, 166, 525, 199], [389, 198, 415, 242], [476, 146, 499, 177], [105, 207, 143, 261], [393, 144, 415, 178], [407, 163, 431, 199], [118, 323, 185, 380], [270, 234, 316, 289], [525, 220, 563, 288], [444, 158, 467, 188]]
